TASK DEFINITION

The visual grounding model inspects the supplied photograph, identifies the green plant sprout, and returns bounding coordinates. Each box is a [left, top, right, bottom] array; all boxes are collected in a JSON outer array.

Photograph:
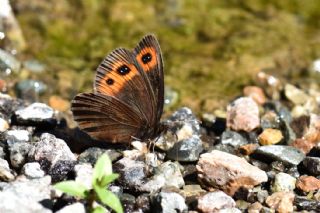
[[54, 154, 123, 213]]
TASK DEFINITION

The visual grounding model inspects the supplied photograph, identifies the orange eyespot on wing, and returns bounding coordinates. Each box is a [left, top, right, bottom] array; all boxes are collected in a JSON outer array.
[[136, 46, 158, 72], [96, 62, 139, 96]]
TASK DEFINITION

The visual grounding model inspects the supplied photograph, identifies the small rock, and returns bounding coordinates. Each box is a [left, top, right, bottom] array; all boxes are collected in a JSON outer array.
[[302, 157, 320, 176], [9, 141, 31, 169], [74, 163, 93, 189], [181, 184, 206, 202], [253, 145, 305, 166], [258, 128, 283, 145], [23, 60, 46, 73], [0, 158, 15, 181], [260, 111, 281, 130], [156, 107, 201, 151], [271, 172, 296, 192], [197, 191, 237, 213], [15, 102, 54, 122], [266, 191, 295, 213], [6, 129, 30, 144], [141, 161, 185, 192], [220, 130, 248, 147], [166, 135, 203, 162], [291, 138, 314, 154], [28, 133, 76, 182], [295, 196, 320, 211], [56, 202, 85, 213], [197, 150, 268, 195], [284, 84, 310, 105], [201, 113, 226, 135], [135, 193, 151, 212], [21, 162, 45, 179], [296, 176, 320, 192], [243, 86, 267, 105], [153, 191, 188, 213], [248, 202, 263, 213], [0, 117, 9, 131], [113, 157, 147, 191], [226, 97, 260, 132], [303, 114, 320, 146]]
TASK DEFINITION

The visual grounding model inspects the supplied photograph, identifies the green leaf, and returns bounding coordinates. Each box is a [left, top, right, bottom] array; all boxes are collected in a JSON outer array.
[[92, 206, 107, 213], [94, 185, 123, 213], [54, 181, 88, 198], [99, 173, 119, 187], [93, 154, 113, 184]]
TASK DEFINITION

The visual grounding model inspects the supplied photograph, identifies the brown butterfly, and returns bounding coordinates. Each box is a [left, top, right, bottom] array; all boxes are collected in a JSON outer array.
[[71, 35, 164, 143]]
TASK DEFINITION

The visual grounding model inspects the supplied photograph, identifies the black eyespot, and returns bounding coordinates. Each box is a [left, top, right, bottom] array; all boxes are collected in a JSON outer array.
[[141, 53, 152, 64], [117, 65, 131, 75], [106, 78, 114, 85]]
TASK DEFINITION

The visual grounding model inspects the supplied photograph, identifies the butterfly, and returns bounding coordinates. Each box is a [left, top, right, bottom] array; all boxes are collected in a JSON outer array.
[[71, 35, 164, 143]]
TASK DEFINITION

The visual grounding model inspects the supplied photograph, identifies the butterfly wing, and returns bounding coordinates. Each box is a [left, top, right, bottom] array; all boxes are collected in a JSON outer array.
[[134, 34, 164, 129], [71, 92, 144, 143]]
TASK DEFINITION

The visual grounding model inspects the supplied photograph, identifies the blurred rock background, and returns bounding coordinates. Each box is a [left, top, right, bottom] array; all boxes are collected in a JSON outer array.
[[1, 0, 320, 114]]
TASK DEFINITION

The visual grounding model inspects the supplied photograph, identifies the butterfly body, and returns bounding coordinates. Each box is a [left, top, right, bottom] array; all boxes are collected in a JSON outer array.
[[71, 35, 164, 143]]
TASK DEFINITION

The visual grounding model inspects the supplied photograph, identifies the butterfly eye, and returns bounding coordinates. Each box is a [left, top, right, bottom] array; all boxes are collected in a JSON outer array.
[[141, 53, 152, 64], [117, 65, 131, 75], [106, 78, 114, 85]]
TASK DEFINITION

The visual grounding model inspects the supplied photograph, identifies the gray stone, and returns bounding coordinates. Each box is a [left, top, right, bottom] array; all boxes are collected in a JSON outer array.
[[15, 102, 54, 121], [220, 130, 248, 147], [254, 145, 305, 166], [141, 161, 185, 192], [113, 157, 147, 191], [302, 157, 320, 176], [6, 129, 30, 144], [166, 135, 203, 162], [271, 172, 296, 192], [154, 191, 188, 213], [198, 191, 237, 213], [28, 133, 76, 182], [0, 49, 21, 72], [0, 176, 51, 213], [9, 141, 31, 169], [15, 80, 47, 101], [21, 162, 45, 179]]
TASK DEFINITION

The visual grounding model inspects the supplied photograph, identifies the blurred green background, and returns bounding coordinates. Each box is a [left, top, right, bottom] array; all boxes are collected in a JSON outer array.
[[7, 0, 320, 114]]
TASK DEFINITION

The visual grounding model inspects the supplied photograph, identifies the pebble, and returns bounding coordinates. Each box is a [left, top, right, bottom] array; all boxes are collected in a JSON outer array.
[[295, 196, 320, 211], [15, 80, 47, 101], [6, 129, 30, 144], [74, 163, 93, 189], [220, 130, 248, 147], [113, 157, 147, 191], [266, 191, 295, 213], [291, 138, 314, 154], [296, 175, 320, 192], [197, 191, 237, 213], [21, 162, 45, 179], [253, 145, 305, 166], [153, 191, 188, 213], [141, 161, 185, 192], [9, 141, 31, 169], [0, 158, 15, 181], [243, 86, 267, 105], [28, 133, 76, 182], [271, 172, 296, 192], [15, 102, 54, 122], [166, 135, 203, 162], [258, 128, 283, 145], [238, 144, 259, 155], [303, 113, 320, 146], [197, 150, 268, 195], [302, 157, 320, 176], [56, 202, 86, 213], [0, 117, 9, 131], [49, 95, 70, 112], [226, 97, 260, 132], [284, 84, 310, 105]]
